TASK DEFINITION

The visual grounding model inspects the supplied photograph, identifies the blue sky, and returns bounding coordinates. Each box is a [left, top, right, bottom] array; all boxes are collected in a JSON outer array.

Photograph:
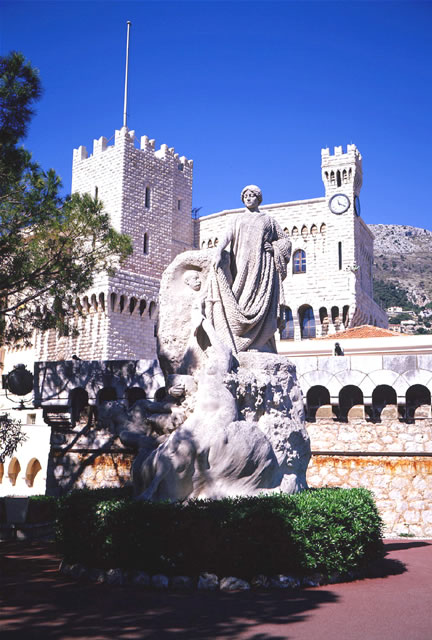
[[1, 0, 432, 228]]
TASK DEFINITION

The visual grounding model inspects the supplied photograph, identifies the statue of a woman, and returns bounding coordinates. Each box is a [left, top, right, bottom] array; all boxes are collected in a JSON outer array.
[[206, 185, 291, 353]]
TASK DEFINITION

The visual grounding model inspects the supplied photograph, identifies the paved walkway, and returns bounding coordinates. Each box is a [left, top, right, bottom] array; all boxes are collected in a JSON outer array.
[[1, 539, 431, 639]]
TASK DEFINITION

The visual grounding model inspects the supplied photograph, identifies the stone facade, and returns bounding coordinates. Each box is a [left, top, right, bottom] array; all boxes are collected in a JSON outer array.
[[36, 126, 194, 362], [307, 419, 432, 537], [198, 145, 387, 342]]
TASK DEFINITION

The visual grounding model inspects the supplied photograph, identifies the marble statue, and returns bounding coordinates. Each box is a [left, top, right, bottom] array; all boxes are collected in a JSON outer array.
[[207, 185, 291, 353], [103, 185, 310, 501], [129, 309, 282, 501]]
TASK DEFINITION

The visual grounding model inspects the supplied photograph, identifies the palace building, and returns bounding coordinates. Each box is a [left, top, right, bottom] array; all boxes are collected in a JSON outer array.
[[31, 132, 387, 364]]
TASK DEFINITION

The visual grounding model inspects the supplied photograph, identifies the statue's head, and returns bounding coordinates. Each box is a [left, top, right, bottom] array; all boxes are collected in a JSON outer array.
[[241, 185, 263, 209], [183, 269, 201, 291]]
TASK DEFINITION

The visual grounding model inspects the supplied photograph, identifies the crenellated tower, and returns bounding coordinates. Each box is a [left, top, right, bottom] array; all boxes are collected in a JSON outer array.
[[35, 126, 194, 362]]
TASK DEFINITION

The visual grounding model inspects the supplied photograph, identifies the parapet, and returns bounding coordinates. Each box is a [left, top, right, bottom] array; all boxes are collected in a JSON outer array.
[[321, 144, 362, 161], [72, 126, 193, 168]]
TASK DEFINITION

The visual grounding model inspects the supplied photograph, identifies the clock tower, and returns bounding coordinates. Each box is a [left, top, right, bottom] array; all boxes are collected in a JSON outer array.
[[321, 143, 363, 217]]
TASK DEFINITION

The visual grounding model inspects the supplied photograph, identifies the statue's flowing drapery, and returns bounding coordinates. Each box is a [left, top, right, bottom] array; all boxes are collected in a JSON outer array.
[[205, 211, 291, 353]]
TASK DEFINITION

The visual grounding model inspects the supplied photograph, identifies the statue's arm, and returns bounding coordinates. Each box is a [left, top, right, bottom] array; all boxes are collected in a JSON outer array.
[[212, 224, 234, 270], [272, 220, 292, 279]]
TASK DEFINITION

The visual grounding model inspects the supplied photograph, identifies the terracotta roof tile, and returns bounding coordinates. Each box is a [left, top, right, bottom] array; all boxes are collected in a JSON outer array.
[[316, 325, 401, 340]]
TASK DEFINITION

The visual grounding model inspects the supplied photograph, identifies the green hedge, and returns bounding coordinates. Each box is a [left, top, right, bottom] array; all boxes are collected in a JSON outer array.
[[56, 487, 383, 578], [0, 495, 58, 524]]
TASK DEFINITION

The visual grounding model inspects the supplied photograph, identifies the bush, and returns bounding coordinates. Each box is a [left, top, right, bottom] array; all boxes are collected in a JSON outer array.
[[26, 495, 58, 524], [56, 488, 383, 578], [0, 494, 58, 524]]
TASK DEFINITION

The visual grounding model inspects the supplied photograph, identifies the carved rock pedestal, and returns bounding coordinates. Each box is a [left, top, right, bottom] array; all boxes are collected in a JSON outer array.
[[227, 352, 310, 494]]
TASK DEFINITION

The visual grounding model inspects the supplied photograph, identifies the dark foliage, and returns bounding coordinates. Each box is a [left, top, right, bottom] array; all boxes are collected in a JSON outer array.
[[0, 413, 27, 462], [0, 494, 58, 523], [0, 52, 132, 345], [373, 279, 410, 310], [56, 487, 384, 579]]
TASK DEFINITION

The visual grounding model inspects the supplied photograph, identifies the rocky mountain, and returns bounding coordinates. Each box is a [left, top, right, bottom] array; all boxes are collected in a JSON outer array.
[[370, 224, 432, 309]]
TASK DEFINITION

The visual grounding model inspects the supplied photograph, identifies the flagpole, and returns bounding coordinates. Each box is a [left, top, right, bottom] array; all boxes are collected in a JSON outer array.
[[123, 21, 132, 128]]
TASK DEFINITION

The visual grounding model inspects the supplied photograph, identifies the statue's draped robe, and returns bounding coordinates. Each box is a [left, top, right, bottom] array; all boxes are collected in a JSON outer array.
[[206, 211, 291, 353]]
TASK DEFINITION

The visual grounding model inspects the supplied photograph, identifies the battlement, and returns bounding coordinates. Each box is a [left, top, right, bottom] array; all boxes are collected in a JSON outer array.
[[73, 126, 193, 168], [321, 144, 362, 161]]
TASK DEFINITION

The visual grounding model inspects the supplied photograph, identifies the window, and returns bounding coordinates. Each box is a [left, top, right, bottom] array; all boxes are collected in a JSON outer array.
[[338, 241, 342, 270], [339, 385, 363, 420], [177, 199, 182, 211], [145, 187, 151, 208], [299, 306, 315, 339], [279, 306, 294, 340], [94, 186, 98, 199], [143, 233, 149, 254], [293, 249, 306, 274], [26, 413, 36, 425]]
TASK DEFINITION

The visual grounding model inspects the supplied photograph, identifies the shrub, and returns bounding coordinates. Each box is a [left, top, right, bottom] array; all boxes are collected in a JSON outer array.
[[26, 495, 58, 524], [56, 487, 383, 578], [0, 494, 58, 524]]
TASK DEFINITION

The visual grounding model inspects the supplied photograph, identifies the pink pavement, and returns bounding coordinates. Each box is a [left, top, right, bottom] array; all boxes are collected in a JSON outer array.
[[1, 539, 431, 639]]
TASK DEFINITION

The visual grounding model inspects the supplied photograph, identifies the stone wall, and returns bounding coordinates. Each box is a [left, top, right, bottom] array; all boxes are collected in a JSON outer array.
[[36, 126, 195, 363], [307, 417, 432, 536]]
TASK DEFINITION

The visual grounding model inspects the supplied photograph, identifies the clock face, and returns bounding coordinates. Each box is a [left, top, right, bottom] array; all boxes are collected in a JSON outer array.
[[329, 193, 350, 214], [354, 195, 361, 216]]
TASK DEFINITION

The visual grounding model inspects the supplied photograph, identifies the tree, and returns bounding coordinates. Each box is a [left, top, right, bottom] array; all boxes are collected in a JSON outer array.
[[0, 52, 132, 345], [0, 414, 27, 463]]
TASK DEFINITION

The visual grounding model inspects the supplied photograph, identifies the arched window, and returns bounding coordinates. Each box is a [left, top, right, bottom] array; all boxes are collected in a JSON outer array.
[[91, 294, 98, 310], [311, 224, 317, 237], [301, 225, 308, 239], [307, 386, 331, 420], [139, 299, 146, 316], [342, 169, 348, 183], [149, 301, 157, 319], [330, 171, 335, 186], [336, 170, 342, 187], [25, 458, 42, 488], [279, 306, 294, 340], [129, 297, 137, 314], [119, 295, 125, 313], [110, 293, 117, 312], [292, 226, 299, 237], [154, 387, 167, 402], [8, 458, 21, 486], [320, 223, 326, 235], [293, 250, 306, 274], [339, 386, 363, 420], [299, 305, 315, 339], [372, 385, 397, 420], [406, 385, 431, 419], [342, 305, 350, 326], [319, 307, 329, 335], [331, 306, 340, 327], [126, 387, 146, 408], [99, 292, 105, 312], [208, 239, 213, 249]]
